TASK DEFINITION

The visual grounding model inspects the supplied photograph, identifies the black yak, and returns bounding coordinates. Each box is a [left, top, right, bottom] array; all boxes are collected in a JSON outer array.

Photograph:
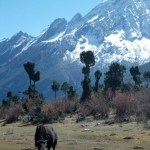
[[35, 124, 57, 150]]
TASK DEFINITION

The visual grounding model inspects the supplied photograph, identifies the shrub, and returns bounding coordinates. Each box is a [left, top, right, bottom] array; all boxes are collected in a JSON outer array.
[[1, 103, 24, 123], [34, 98, 80, 123], [25, 98, 37, 116], [64, 99, 79, 114], [134, 89, 150, 121], [2, 88, 150, 124], [79, 96, 109, 118], [112, 91, 135, 119]]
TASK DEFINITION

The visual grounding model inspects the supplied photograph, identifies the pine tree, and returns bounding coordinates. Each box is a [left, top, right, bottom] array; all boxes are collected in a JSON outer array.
[[143, 71, 150, 88], [130, 66, 141, 86], [94, 70, 102, 92], [81, 77, 93, 102], [104, 62, 126, 92], [61, 82, 70, 98], [51, 80, 60, 100], [67, 86, 76, 100], [80, 51, 95, 102], [32, 71, 40, 91], [24, 62, 40, 98], [24, 62, 35, 97], [80, 51, 95, 78], [7, 91, 12, 102], [2, 99, 10, 107]]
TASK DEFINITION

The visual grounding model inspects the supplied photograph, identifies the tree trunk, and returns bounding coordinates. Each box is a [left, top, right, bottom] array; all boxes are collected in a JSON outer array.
[[65, 90, 66, 98], [29, 78, 32, 97], [30, 78, 31, 89], [34, 80, 35, 96], [55, 91, 56, 100]]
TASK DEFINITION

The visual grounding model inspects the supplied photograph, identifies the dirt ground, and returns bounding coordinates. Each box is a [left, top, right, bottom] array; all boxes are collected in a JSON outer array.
[[0, 115, 150, 150]]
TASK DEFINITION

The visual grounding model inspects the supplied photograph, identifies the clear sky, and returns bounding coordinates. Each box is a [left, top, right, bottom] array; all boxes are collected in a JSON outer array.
[[0, 0, 101, 40]]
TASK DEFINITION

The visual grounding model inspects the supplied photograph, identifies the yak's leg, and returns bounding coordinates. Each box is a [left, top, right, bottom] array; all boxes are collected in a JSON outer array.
[[53, 145, 56, 150], [53, 140, 57, 150], [47, 146, 51, 150]]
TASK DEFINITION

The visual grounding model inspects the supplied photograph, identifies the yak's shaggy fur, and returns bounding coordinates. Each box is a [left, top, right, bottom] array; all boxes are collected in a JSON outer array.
[[35, 124, 57, 150]]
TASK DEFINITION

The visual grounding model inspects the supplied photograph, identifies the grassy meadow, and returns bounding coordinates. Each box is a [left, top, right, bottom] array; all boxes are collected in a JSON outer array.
[[1, 114, 150, 150]]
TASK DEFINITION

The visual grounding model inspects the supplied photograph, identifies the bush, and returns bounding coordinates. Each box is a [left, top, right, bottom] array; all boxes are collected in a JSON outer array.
[[1, 103, 24, 123], [79, 96, 109, 118], [134, 89, 150, 121], [64, 99, 79, 114], [2, 89, 150, 124], [112, 91, 135, 119], [33, 98, 80, 123]]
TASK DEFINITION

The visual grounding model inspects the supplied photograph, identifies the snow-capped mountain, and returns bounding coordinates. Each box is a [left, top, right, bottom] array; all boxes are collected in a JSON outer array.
[[0, 0, 150, 100]]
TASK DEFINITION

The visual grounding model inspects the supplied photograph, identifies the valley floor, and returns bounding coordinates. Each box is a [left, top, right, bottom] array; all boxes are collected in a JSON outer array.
[[0, 115, 150, 150]]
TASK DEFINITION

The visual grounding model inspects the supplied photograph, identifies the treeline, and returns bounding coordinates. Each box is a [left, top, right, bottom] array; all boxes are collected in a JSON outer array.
[[80, 51, 149, 101], [1, 51, 150, 104], [0, 50, 150, 124]]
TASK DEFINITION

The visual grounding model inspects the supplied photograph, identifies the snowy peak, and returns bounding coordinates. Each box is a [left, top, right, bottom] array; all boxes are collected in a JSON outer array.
[[11, 31, 24, 37], [69, 13, 82, 25], [37, 18, 67, 42], [61, 0, 150, 66], [82, 0, 150, 39], [0, 30, 33, 65], [9, 31, 29, 43]]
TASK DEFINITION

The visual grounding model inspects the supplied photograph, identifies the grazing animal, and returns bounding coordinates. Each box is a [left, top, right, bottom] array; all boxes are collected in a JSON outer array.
[[35, 124, 57, 150]]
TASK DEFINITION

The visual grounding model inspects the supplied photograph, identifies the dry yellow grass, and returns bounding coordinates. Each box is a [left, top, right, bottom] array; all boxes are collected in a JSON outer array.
[[0, 115, 150, 150]]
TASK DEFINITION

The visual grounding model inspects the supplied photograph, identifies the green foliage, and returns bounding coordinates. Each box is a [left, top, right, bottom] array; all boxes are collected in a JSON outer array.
[[11, 95, 20, 104], [143, 71, 150, 88], [133, 85, 142, 91], [2, 99, 10, 107], [24, 62, 35, 75], [2, 91, 20, 107], [67, 86, 76, 100], [80, 51, 95, 102], [32, 71, 40, 91], [24, 62, 35, 90], [39, 93, 46, 101], [104, 62, 126, 92], [80, 51, 95, 78], [80, 51, 95, 67], [34, 106, 41, 116], [121, 83, 131, 93], [22, 86, 38, 99], [7, 91, 12, 100], [61, 82, 70, 98], [34, 96, 45, 105], [94, 70, 102, 92], [82, 66, 90, 77], [23, 62, 40, 98], [81, 77, 93, 102], [130, 66, 141, 86], [32, 106, 47, 124], [51, 80, 60, 99]]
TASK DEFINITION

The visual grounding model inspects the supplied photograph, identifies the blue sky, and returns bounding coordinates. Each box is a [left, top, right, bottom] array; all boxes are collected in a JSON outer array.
[[0, 0, 101, 40]]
